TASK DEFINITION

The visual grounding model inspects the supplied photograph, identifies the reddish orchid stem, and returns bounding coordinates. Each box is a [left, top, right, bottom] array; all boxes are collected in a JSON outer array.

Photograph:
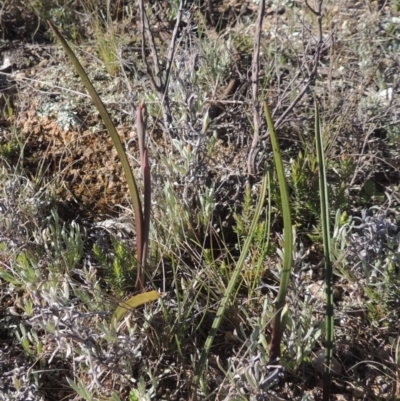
[[141, 148, 151, 287], [137, 101, 146, 164], [135, 102, 151, 291]]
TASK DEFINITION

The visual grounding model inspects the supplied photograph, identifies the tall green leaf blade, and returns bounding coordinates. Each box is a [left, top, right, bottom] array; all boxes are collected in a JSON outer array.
[[263, 101, 293, 362], [315, 101, 333, 400], [47, 21, 144, 275]]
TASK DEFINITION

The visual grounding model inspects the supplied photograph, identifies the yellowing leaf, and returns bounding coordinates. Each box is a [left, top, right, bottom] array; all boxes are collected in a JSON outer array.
[[113, 290, 160, 323]]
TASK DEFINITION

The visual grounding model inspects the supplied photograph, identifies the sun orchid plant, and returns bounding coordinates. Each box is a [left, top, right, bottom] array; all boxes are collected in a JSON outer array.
[[47, 21, 158, 322]]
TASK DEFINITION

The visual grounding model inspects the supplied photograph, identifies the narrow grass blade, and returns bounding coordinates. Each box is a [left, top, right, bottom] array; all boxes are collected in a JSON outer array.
[[250, 167, 272, 297], [315, 101, 333, 400], [191, 169, 268, 400], [263, 101, 293, 363], [113, 290, 160, 323], [47, 21, 144, 284]]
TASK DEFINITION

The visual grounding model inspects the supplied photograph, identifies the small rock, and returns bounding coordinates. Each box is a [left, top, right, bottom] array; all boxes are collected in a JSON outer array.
[[14, 72, 26, 81], [311, 349, 342, 375], [38, 59, 48, 68]]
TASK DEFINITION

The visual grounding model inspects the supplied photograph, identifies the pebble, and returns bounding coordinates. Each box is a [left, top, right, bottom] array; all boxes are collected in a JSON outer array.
[[311, 349, 342, 375]]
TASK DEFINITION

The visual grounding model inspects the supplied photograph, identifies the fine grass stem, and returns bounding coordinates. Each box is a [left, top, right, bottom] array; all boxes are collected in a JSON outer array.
[[315, 100, 334, 400], [191, 167, 269, 401]]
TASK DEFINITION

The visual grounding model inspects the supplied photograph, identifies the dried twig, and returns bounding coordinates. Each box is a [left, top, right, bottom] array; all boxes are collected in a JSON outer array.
[[138, 0, 187, 135], [265, 0, 324, 136], [247, 0, 265, 176], [164, 1, 186, 94], [207, 77, 240, 121], [248, 0, 326, 172], [139, 0, 162, 91]]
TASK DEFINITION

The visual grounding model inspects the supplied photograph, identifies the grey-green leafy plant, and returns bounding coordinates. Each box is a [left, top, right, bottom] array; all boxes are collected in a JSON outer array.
[[40, 209, 84, 272]]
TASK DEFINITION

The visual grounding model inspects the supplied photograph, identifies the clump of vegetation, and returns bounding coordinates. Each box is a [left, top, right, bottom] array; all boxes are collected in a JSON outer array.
[[1, 1, 400, 400]]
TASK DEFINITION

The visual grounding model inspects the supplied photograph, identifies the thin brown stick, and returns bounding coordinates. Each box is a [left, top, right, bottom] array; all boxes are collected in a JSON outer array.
[[138, 0, 187, 134], [139, 0, 161, 91], [207, 77, 240, 120], [248, 0, 325, 173], [247, 0, 265, 176], [164, 0, 185, 96], [262, 0, 324, 137]]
